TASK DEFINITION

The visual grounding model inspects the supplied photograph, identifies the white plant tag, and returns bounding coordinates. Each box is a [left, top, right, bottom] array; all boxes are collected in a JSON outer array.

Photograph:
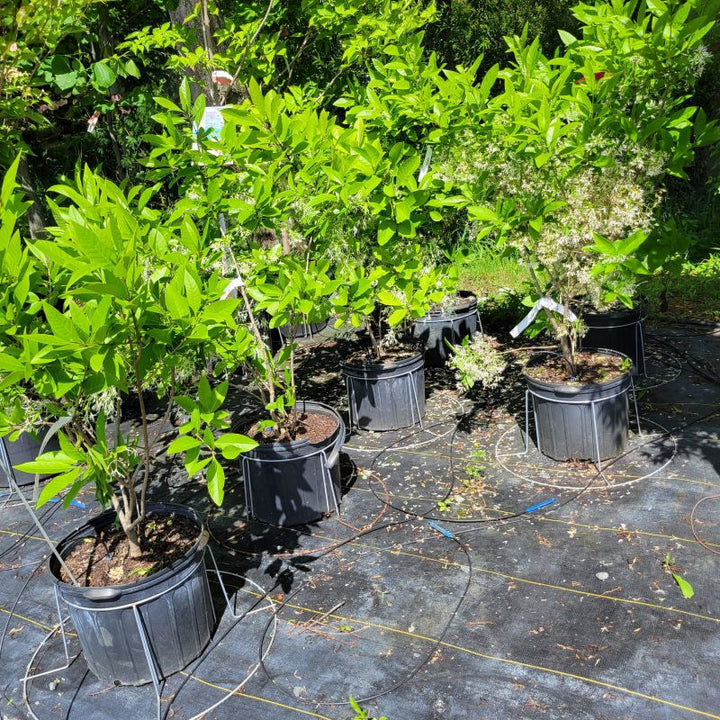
[[510, 297, 578, 338], [221, 278, 244, 300]]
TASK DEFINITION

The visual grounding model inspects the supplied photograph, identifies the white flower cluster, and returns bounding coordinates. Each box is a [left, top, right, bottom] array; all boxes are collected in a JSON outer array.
[[447, 333, 506, 392], [472, 134, 666, 310]]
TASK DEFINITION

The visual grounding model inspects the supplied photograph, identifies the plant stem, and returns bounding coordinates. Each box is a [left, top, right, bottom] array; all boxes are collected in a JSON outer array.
[[228, 249, 276, 410], [129, 312, 150, 555], [522, 249, 576, 375]]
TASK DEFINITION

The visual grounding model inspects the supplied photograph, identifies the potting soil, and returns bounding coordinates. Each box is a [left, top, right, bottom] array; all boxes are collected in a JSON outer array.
[[1, 324, 719, 720]]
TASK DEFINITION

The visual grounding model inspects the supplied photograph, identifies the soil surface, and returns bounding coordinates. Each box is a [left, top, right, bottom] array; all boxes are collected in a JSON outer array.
[[247, 410, 338, 444], [59, 514, 199, 587], [524, 350, 629, 384]]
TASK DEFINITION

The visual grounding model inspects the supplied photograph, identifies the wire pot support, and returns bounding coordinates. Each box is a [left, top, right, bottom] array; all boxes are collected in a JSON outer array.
[[523, 375, 641, 482]]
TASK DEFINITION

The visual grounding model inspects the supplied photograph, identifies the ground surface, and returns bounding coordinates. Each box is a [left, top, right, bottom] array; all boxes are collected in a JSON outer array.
[[1, 323, 719, 720]]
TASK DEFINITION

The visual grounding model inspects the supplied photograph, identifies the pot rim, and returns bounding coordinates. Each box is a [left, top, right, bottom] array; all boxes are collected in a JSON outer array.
[[340, 350, 424, 375], [245, 399, 345, 453], [49, 502, 208, 593], [421, 289, 478, 319], [523, 348, 632, 392]]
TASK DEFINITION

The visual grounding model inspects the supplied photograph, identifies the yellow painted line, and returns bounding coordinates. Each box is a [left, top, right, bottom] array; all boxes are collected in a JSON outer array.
[[0, 606, 76, 637], [300, 533, 720, 625], [3, 583, 717, 718], [352, 482, 720, 547], [179, 672, 332, 719], [0, 528, 45, 542], [521, 513, 720, 549], [468, 565, 720, 624], [278, 600, 720, 720]]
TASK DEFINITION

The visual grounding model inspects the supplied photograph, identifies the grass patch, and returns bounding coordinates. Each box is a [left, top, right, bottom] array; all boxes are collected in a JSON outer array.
[[456, 247, 720, 328], [457, 247, 531, 297]]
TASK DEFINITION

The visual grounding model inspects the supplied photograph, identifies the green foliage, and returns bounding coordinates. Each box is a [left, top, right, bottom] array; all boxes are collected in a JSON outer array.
[[0, 0, 161, 164], [144, 75, 461, 368], [120, 0, 437, 107], [424, 0, 578, 72], [349, 696, 387, 720], [169, 377, 257, 506], [0, 159, 256, 552], [440, 0, 719, 372]]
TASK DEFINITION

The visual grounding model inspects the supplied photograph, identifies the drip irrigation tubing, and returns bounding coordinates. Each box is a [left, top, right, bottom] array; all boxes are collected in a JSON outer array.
[[6, 324, 720, 717], [646, 333, 719, 386], [256, 530, 474, 710], [206, 332, 720, 712], [0, 499, 62, 563], [690, 495, 720, 556]]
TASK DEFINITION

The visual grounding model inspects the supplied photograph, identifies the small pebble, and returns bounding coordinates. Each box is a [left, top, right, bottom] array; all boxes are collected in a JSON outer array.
[[596, 572, 609, 581]]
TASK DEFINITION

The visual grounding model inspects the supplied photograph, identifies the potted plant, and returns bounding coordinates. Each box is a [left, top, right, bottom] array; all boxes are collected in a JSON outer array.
[[447, 0, 718, 461], [213, 246, 347, 526], [336, 252, 449, 432], [0, 163, 258, 686], [136, 80, 354, 527], [411, 283, 480, 367], [326, 140, 459, 431]]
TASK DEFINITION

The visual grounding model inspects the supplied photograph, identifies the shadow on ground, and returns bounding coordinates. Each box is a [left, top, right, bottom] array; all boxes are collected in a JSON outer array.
[[1, 323, 719, 720]]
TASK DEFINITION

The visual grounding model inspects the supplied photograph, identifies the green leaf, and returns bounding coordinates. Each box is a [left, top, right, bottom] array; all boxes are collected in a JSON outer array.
[[125, 59, 141, 78], [558, 29, 577, 46], [91, 62, 116, 89], [468, 205, 498, 223], [376, 290, 401, 307], [216, 433, 258, 459], [1, 155, 22, 206], [36, 468, 83, 507], [165, 272, 189, 320], [377, 219, 395, 246], [16, 453, 75, 475], [395, 196, 414, 224], [247, 77, 265, 115], [184, 270, 202, 314], [185, 455, 211, 477], [167, 435, 203, 454], [592, 235, 617, 257], [206, 459, 225, 506], [672, 573, 695, 599], [42, 302, 81, 343], [387, 308, 406, 326], [154, 96, 182, 113], [179, 77, 192, 115], [198, 375, 213, 411]]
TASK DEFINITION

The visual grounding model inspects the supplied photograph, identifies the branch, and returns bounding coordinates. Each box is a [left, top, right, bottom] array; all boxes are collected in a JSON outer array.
[[227, 0, 275, 92]]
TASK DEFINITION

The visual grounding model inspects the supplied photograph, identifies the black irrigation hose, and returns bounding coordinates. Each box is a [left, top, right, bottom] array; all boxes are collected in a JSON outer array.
[[0, 567, 38, 665], [250, 328, 720, 711], [157, 569, 281, 720], [646, 332, 720, 386], [251, 400, 568, 709], [7, 325, 720, 717], [365, 415, 589, 528], [256, 526, 474, 710], [0, 500, 63, 563]]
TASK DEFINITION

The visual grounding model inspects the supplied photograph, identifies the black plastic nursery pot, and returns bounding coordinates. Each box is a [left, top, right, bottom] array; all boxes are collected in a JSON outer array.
[[411, 290, 479, 367], [242, 400, 345, 526], [0, 430, 60, 488], [49, 503, 214, 686], [341, 352, 425, 431], [582, 307, 646, 375], [525, 350, 632, 463], [269, 318, 330, 352]]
